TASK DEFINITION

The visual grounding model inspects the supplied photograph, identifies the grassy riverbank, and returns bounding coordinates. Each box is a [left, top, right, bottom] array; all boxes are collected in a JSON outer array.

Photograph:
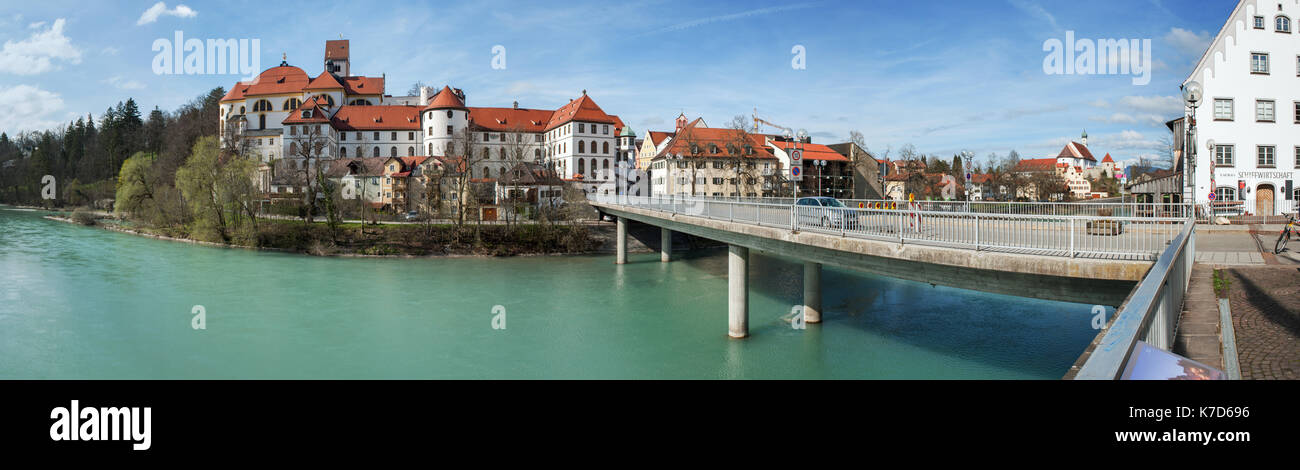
[[43, 208, 605, 257]]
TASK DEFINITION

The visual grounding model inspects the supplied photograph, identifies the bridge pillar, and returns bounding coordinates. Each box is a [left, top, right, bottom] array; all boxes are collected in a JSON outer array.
[[804, 261, 822, 324], [728, 245, 749, 338], [661, 228, 672, 262], [616, 217, 628, 264]]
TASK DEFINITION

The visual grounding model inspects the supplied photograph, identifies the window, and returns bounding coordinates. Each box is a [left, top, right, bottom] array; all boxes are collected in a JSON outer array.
[[356, 132, 362, 140], [603, 125, 609, 134], [446, 125, 453, 135], [578, 141, 585, 153], [713, 161, 724, 169], [340, 147, 347, 158], [374, 132, 380, 140], [373, 147, 380, 157], [447, 110, 453, 119], [602, 142, 609, 154], [1252, 52, 1270, 74], [283, 98, 300, 110], [1255, 16, 1266, 29], [1295, 101, 1300, 123], [1257, 100, 1276, 122], [408, 146, 415, 156], [1296, 146, 1300, 168], [1215, 145, 1235, 166], [1258, 145, 1276, 167], [1214, 98, 1234, 120], [340, 132, 347, 141], [712, 178, 724, 185], [1278, 15, 1291, 33], [252, 99, 272, 112]]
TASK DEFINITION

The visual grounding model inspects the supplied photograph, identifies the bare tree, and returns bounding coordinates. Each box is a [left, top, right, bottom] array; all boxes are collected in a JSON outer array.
[[285, 122, 333, 224], [447, 126, 488, 227], [500, 123, 536, 228], [724, 115, 760, 199]]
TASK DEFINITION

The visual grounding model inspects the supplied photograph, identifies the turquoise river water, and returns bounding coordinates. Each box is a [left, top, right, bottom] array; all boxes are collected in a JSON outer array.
[[0, 206, 1111, 379]]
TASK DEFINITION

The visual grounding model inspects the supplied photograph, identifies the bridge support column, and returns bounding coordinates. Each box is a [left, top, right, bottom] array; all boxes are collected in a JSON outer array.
[[661, 228, 672, 262], [804, 261, 822, 324], [728, 245, 749, 338], [616, 217, 627, 265]]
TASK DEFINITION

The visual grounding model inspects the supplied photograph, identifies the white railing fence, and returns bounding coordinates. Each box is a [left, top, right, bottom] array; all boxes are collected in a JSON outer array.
[[1067, 218, 1196, 379], [590, 194, 1189, 260]]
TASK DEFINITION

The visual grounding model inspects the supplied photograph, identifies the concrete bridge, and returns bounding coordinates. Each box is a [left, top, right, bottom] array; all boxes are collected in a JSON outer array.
[[590, 195, 1188, 339]]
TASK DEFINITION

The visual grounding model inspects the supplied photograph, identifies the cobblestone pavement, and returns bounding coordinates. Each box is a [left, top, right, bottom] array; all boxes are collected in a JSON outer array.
[[1224, 267, 1300, 380]]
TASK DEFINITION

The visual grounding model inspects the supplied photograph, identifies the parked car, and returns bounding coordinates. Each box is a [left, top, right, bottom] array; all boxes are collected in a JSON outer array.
[[403, 211, 420, 221], [795, 197, 855, 229]]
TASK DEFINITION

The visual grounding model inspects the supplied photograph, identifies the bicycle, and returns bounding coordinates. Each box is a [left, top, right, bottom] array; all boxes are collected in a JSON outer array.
[[1274, 214, 1299, 254]]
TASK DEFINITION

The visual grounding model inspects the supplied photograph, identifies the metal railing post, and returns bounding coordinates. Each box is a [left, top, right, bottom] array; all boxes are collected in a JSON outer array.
[[1069, 218, 1076, 258]]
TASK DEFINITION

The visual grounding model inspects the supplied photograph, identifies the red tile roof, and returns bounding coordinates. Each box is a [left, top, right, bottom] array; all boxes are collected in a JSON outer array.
[[771, 141, 849, 162], [1058, 142, 1097, 161], [342, 76, 383, 96], [325, 40, 349, 60], [280, 102, 330, 124], [647, 131, 675, 146], [545, 94, 616, 131], [220, 83, 248, 102], [1014, 158, 1058, 173], [467, 107, 554, 132], [424, 86, 467, 110], [330, 105, 421, 130], [657, 120, 775, 160], [230, 66, 311, 99], [304, 71, 344, 90]]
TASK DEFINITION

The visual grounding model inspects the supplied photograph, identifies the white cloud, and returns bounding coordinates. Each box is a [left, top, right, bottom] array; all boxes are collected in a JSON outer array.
[[1008, 0, 1060, 30], [1164, 27, 1211, 57], [101, 46, 120, 56], [0, 18, 82, 75], [103, 76, 145, 90], [1089, 99, 1110, 108], [136, 2, 198, 26], [1118, 95, 1182, 115], [27, 21, 45, 29], [0, 84, 66, 134]]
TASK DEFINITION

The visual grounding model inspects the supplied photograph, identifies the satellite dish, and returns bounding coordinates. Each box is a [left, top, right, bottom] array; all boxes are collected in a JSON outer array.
[[1183, 81, 1203, 107], [1206, 139, 1216, 151]]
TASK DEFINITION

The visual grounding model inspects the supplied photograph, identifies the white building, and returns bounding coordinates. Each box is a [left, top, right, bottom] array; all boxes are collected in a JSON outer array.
[[1186, 0, 1300, 215], [220, 39, 627, 186]]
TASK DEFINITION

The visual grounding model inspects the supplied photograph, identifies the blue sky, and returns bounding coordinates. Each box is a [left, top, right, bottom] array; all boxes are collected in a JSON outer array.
[[0, 0, 1238, 167]]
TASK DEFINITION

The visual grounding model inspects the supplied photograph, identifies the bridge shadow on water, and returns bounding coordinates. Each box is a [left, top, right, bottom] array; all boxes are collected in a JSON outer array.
[[666, 245, 1109, 379]]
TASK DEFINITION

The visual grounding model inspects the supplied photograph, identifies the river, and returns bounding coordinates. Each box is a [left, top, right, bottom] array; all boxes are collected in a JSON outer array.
[[0, 206, 1109, 379]]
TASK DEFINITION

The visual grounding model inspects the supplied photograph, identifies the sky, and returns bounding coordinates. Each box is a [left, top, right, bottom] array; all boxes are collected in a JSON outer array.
[[0, 0, 1240, 168]]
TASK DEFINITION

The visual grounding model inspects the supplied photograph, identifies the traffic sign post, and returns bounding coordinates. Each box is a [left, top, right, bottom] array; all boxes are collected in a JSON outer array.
[[790, 165, 803, 182]]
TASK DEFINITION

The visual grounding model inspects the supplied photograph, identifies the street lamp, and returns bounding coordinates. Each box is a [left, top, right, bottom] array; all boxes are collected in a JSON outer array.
[[1182, 80, 1202, 206], [813, 159, 827, 196]]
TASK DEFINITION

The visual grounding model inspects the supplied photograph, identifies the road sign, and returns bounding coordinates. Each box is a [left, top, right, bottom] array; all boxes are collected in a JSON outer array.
[[791, 149, 802, 162], [790, 165, 803, 181], [1208, 192, 1217, 201]]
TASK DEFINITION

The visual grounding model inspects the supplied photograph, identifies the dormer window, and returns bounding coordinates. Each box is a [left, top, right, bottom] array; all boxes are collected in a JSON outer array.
[[300, 109, 313, 119], [1278, 15, 1292, 33]]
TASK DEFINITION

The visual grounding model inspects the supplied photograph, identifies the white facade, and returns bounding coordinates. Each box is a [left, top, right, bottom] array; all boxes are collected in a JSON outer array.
[[1188, 0, 1300, 215]]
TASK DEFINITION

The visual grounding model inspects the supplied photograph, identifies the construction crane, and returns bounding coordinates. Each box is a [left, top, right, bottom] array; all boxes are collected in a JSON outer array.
[[752, 107, 793, 136]]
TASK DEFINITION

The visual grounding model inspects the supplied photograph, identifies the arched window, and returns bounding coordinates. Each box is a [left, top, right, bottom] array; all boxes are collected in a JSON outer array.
[[1278, 15, 1291, 32], [1215, 186, 1237, 201], [498, 167, 505, 178], [239, 106, 245, 114], [482, 166, 490, 178], [252, 99, 272, 112], [349, 99, 372, 106], [534, 149, 541, 159], [340, 147, 347, 158], [578, 159, 585, 175], [408, 146, 414, 156], [428, 143, 433, 155], [390, 146, 397, 157], [590, 159, 597, 176], [499, 148, 506, 159], [283, 98, 300, 110], [446, 110, 453, 119], [289, 142, 298, 155], [578, 141, 585, 153], [603, 142, 609, 154], [590, 141, 597, 154], [482, 148, 490, 159], [373, 147, 380, 157], [603, 159, 609, 171]]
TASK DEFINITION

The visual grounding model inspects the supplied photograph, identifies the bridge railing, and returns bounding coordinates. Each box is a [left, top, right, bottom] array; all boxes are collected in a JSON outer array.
[[641, 195, 1193, 218], [1065, 218, 1196, 379], [590, 194, 1189, 260]]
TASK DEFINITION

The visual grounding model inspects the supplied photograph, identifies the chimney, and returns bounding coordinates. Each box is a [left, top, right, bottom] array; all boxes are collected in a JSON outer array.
[[419, 87, 429, 106], [513, 101, 519, 109]]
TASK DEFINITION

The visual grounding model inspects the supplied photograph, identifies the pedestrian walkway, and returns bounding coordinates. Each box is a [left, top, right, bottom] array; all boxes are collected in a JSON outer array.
[[1195, 230, 1266, 265], [1219, 267, 1300, 380], [1173, 264, 1224, 369]]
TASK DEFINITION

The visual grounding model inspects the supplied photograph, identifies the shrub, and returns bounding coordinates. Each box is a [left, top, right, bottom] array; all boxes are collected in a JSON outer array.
[[70, 207, 97, 226]]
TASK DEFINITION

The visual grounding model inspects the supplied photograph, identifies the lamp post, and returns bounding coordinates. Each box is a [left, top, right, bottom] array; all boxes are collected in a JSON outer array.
[[1182, 80, 1202, 207], [813, 159, 826, 196]]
